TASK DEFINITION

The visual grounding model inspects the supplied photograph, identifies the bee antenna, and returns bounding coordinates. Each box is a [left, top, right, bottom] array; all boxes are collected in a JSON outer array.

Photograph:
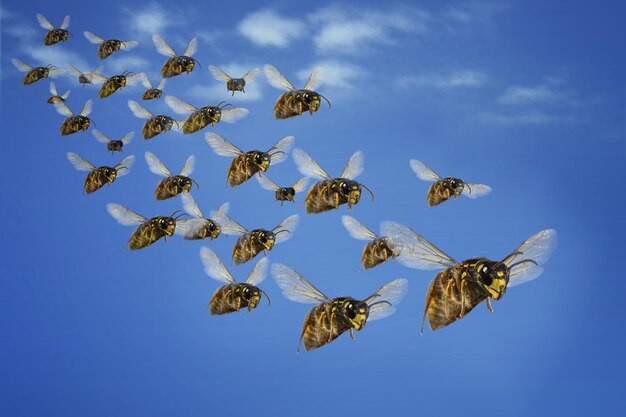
[[274, 229, 290, 237], [368, 300, 392, 309], [191, 178, 200, 190], [506, 259, 539, 270], [269, 150, 285, 158], [361, 183, 375, 201], [320, 94, 332, 109], [464, 182, 472, 194], [260, 289, 271, 307], [218, 102, 232, 109], [193, 58, 202, 69], [90, 119, 97, 128]]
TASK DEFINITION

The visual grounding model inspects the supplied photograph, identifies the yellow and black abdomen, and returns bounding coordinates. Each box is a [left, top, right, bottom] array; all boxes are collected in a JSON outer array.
[[300, 302, 351, 351], [210, 284, 247, 315], [227, 154, 259, 187], [128, 221, 166, 250], [305, 180, 339, 214], [84, 169, 110, 194], [362, 239, 395, 269]]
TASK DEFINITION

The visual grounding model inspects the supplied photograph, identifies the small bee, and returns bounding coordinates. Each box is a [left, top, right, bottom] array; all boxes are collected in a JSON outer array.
[[67, 152, 134, 194], [272, 263, 408, 352], [176, 194, 227, 241], [36, 13, 70, 46], [256, 175, 309, 205], [107, 204, 186, 250], [145, 152, 198, 200], [66, 64, 104, 86], [264, 64, 331, 119], [54, 99, 93, 135], [165, 96, 248, 134], [205, 133, 294, 187], [208, 66, 259, 95], [47, 81, 70, 104], [83, 31, 138, 59], [90, 71, 146, 99], [93, 129, 133, 154], [293, 149, 374, 214], [127, 100, 180, 140], [212, 210, 299, 265], [410, 159, 492, 207], [152, 35, 199, 78], [141, 77, 166, 100], [341, 216, 400, 270], [12, 59, 64, 85], [200, 247, 270, 315]]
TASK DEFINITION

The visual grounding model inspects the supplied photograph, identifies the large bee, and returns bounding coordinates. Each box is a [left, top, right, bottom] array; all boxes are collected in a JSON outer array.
[[107, 204, 186, 250], [90, 71, 146, 99], [152, 35, 199, 78], [205, 133, 294, 187], [93, 129, 133, 154], [141, 77, 166, 100], [67, 152, 134, 194], [176, 194, 227, 241], [145, 152, 197, 200], [54, 99, 93, 135], [212, 210, 299, 265], [165, 96, 248, 134], [272, 263, 407, 352], [341, 216, 400, 270], [127, 100, 180, 140], [264, 64, 331, 119], [12, 59, 64, 85], [36, 13, 70, 46], [200, 247, 270, 315], [410, 159, 492, 207], [47, 82, 70, 104], [293, 149, 374, 214], [83, 31, 138, 59], [208, 66, 259, 95], [256, 175, 309, 205], [66, 64, 104, 86]]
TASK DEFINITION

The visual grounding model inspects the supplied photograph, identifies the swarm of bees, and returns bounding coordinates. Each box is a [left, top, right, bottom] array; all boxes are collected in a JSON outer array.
[[16, 11, 558, 353]]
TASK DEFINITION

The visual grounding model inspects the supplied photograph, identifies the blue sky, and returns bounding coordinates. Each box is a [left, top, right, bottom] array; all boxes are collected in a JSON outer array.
[[1, 1, 625, 416]]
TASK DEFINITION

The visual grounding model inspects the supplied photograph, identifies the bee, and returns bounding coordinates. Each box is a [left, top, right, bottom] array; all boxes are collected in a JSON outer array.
[[200, 247, 270, 315], [66, 152, 134, 194], [176, 194, 228, 241], [165, 96, 248, 134], [47, 82, 70, 104], [152, 35, 200, 78], [36, 13, 70, 46], [145, 152, 198, 200], [93, 129, 133, 154], [264, 64, 331, 119], [410, 159, 492, 207], [127, 100, 180, 140], [89, 71, 146, 99], [12, 59, 64, 85], [341, 216, 400, 270], [141, 77, 166, 100], [212, 210, 299, 265], [107, 204, 186, 250], [83, 31, 138, 59], [293, 149, 374, 214], [205, 133, 294, 187], [256, 175, 309, 205], [272, 263, 407, 351], [66, 64, 104, 86], [208, 66, 259, 95], [54, 99, 93, 135]]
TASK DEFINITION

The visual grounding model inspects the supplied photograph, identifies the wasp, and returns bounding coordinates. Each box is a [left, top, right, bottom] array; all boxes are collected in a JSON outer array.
[[36, 13, 70, 45], [141, 76, 166, 100], [54, 99, 93, 135], [152, 35, 200, 78], [205, 133, 294, 187], [293, 149, 374, 214], [93, 129, 133, 154], [176, 194, 228, 241], [66, 64, 104, 86], [209, 66, 259, 95], [83, 31, 138, 59], [67, 152, 134, 194], [341, 216, 400, 270], [272, 263, 407, 352], [200, 247, 270, 315], [12, 59, 64, 85], [256, 175, 309, 205], [127, 100, 180, 140], [89, 71, 146, 99], [145, 152, 198, 200], [47, 81, 70, 104], [264, 64, 331, 119], [165, 96, 248, 134], [410, 159, 492, 207], [107, 204, 186, 250]]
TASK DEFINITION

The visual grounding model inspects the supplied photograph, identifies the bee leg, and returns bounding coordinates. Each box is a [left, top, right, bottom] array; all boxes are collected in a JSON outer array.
[[349, 328, 355, 341], [459, 279, 468, 317], [485, 298, 494, 313]]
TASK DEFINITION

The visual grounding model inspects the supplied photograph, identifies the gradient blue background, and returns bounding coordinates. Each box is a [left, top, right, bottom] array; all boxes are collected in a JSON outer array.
[[1, 1, 625, 416]]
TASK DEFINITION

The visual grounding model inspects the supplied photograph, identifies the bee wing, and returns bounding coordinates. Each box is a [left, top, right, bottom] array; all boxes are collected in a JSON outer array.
[[144, 152, 173, 177], [65, 64, 83, 77], [141, 76, 153, 89], [263, 64, 296, 91], [128, 100, 153, 119], [200, 247, 237, 284], [256, 174, 280, 191], [364, 279, 409, 321], [292, 177, 309, 193], [462, 183, 492, 199], [121, 40, 139, 51], [504, 230, 558, 288], [175, 218, 207, 239], [211, 211, 248, 236], [209, 202, 229, 220], [273, 215, 299, 244], [49, 81, 58, 95], [156, 78, 166, 90], [107, 203, 147, 226], [60, 15, 70, 30], [340, 150, 364, 180], [181, 192, 204, 219], [47, 68, 65, 78], [54, 100, 73, 117], [93, 129, 111, 143], [204, 132, 243, 157], [409, 159, 441, 182], [219, 107, 249, 123], [267, 135, 295, 166], [60, 90, 71, 100], [36, 13, 54, 30], [303, 67, 321, 91], [183, 37, 198, 57], [79, 100, 92, 117], [242, 67, 260, 82], [88, 73, 107, 84], [120, 131, 134, 145], [152, 34, 176, 57], [272, 263, 330, 304], [115, 155, 135, 177], [209, 65, 232, 81], [83, 31, 104, 44], [67, 152, 96, 171], [380, 221, 457, 270], [245, 257, 269, 286], [293, 148, 331, 180], [12, 59, 32, 72], [164, 95, 197, 115], [125, 72, 146, 86], [341, 215, 378, 241], [179, 155, 195, 177]]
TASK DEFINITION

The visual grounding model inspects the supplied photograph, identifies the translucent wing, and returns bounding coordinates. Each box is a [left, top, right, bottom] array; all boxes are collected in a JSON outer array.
[[219, 107, 249, 123], [175, 218, 209, 239], [267, 136, 295, 166], [209, 202, 229, 219], [144, 152, 173, 177], [54, 101, 73, 117], [409, 159, 441, 182], [83, 31, 104, 44], [341, 215, 378, 241], [273, 215, 299, 244], [60, 15, 70, 30], [204, 132, 243, 157], [12, 59, 32, 72], [181, 192, 204, 219], [183, 37, 198, 57], [504, 230, 558, 288], [365, 279, 409, 321], [245, 257, 269, 286], [60, 90, 71, 99], [293, 148, 331, 180], [121, 41, 139, 51], [65, 64, 83, 77], [120, 132, 134, 145], [128, 100, 153, 119], [125, 73, 146, 86], [164, 95, 197, 114], [107, 203, 147, 226], [200, 247, 236, 284], [271, 263, 329, 304], [242, 67, 259, 82], [67, 152, 95, 171], [142, 76, 153, 89], [263, 64, 296, 91], [49, 82, 58, 95], [79, 100, 92, 117], [340, 151, 364, 180], [87, 67, 106, 83], [93, 129, 111, 143], [156, 78, 166, 90], [209, 65, 232, 81], [36, 13, 54, 30], [256, 174, 280, 191], [115, 155, 135, 177], [179, 155, 195, 177], [152, 34, 176, 57], [462, 183, 493, 199], [303, 67, 321, 91], [292, 177, 309, 192], [47, 68, 65, 78], [211, 211, 247, 236]]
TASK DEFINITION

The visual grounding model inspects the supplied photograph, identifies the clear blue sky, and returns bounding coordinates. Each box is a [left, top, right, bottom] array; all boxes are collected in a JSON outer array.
[[1, 1, 625, 416]]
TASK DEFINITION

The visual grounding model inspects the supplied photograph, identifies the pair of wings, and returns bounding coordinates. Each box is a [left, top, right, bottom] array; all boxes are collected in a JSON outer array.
[[212, 210, 299, 243], [49, 82, 70, 99], [107, 204, 153, 225], [409, 159, 492, 199], [152, 34, 197, 57], [88, 72, 147, 86], [209, 66, 259, 82], [341, 215, 383, 241], [66, 64, 103, 82], [177, 195, 229, 240], [54, 99, 92, 117], [264, 64, 321, 92], [145, 152, 194, 178], [11, 59, 65, 77], [142, 76, 166, 90], [128, 100, 155, 119], [93, 129, 133, 145], [293, 149, 364, 181], [205, 132, 294, 165], [37, 13, 69, 30], [67, 152, 135, 174], [83, 31, 139, 49], [200, 247, 268, 286], [164, 96, 249, 122], [272, 263, 408, 321], [256, 175, 309, 193]]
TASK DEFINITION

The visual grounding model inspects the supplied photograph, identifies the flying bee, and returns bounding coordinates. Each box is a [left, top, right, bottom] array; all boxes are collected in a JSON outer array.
[[293, 149, 374, 214], [152, 35, 200, 78], [12, 59, 64, 85], [93, 129, 133, 154], [264, 64, 331, 120], [89, 71, 146, 99], [200, 247, 270, 315], [256, 175, 309, 205], [107, 204, 186, 250], [410, 159, 492, 207], [36, 13, 70, 45], [67, 152, 134, 194], [176, 194, 228, 241], [145, 152, 198, 200], [83, 31, 138, 59], [141, 77, 166, 100], [127, 100, 180, 140], [205, 133, 294, 187], [272, 263, 408, 352], [66, 64, 104, 86], [47, 81, 70, 104], [54, 99, 93, 135], [209, 66, 259, 95], [165, 96, 248, 134], [341, 216, 400, 270]]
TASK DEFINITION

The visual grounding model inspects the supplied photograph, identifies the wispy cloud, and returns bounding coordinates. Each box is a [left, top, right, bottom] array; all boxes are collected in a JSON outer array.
[[479, 110, 561, 126], [188, 63, 263, 102], [444, 2, 509, 24], [237, 10, 306, 48], [397, 70, 487, 88], [498, 84, 575, 105], [121, 2, 184, 39], [297, 60, 366, 92], [106, 56, 151, 74]]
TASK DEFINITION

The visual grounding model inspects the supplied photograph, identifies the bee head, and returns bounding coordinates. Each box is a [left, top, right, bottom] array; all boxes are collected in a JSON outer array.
[[78, 116, 91, 131], [161, 211, 184, 236], [476, 261, 509, 300], [232, 78, 246, 90], [110, 140, 123, 151], [176, 176, 194, 192], [338, 180, 362, 206], [105, 167, 118, 182], [179, 56, 197, 72], [205, 220, 221, 240], [109, 39, 122, 49], [253, 151, 271, 171], [444, 177, 465, 197], [256, 229, 276, 250], [282, 187, 296, 200], [158, 115, 174, 131], [240, 284, 270, 311], [342, 298, 369, 330]]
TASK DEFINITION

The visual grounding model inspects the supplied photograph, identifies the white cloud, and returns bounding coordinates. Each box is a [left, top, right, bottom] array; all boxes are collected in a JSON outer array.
[[498, 85, 572, 105], [397, 70, 487, 88], [237, 10, 305, 48], [122, 3, 183, 39], [23, 46, 89, 73], [479, 110, 560, 126], [106, 56, 151, 73], [187, 63, 263, 102], [296, 60, 366, 91]]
